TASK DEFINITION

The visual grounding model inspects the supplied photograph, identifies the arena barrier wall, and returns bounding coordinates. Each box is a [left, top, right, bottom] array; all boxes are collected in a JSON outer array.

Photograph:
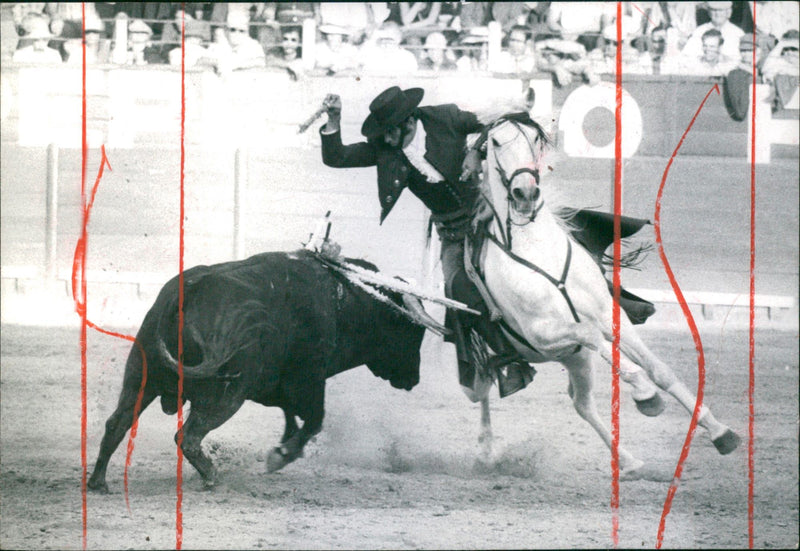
[[1, 66, 797, 326]]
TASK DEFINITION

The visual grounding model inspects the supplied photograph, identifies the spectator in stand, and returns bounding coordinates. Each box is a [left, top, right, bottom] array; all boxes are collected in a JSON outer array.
[[124, 19, 164, 65], [275, 2, 315, 26], [360, 21, 418, 75], [12, 14, 61, 63], [1, 3, 19, 62], [762, 33, 800, 111], [681, 1, 743, 62], [458, 2, 490, 32], [397, 3, 442, 30], [314, 24, 361, 75], [64, 12, 109, 64], [677, 28, 737, 76], [46, 2, 104, 61], [535, 37, 594, 86], [752, 1, 799, 53], [587, 17, 653, 76], [454, 26, 489, 72], [266, 25, 304, 79], [495, 25, 537, 75], [318, 3, 383, 45], [546, 2, 608, 52], [168, 18, 213, 68], [647, 2, 697, 59], [209, 10, 265, 73], [724, 34, 765, 120], [419, 31, 457, 71], [490, 3, 533, 34]]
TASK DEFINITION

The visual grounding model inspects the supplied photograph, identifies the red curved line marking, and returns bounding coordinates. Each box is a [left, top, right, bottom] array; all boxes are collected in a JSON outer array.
[[611, 3, 623, 546], [748, 3, 757, 546], [176, 9, 187, 550], [654, 83, 720, 548], [84, 322, 147, 514]]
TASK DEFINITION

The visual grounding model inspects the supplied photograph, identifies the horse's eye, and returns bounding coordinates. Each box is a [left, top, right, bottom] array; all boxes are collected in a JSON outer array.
[[491, 138, 500, 148]]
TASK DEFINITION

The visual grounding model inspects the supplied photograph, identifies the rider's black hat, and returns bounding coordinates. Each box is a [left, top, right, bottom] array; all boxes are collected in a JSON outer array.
[[361, 86, 424, 139]]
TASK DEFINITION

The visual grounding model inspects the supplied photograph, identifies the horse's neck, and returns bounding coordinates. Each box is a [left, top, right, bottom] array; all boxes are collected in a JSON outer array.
[[500, 208, 568, 266]]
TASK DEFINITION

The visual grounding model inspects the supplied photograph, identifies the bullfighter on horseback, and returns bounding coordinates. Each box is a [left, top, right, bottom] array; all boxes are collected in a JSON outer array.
[[319, 86, 535, 398]]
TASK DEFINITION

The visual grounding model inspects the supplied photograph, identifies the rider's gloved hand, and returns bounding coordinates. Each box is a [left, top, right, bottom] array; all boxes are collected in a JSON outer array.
[[460, 148, 482, 181], [322, 94, 342, 132], [471, 193, 494, 232]]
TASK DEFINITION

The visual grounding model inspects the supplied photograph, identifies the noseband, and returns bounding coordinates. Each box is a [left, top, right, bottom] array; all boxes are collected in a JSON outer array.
[[478, 115, 547, 247]]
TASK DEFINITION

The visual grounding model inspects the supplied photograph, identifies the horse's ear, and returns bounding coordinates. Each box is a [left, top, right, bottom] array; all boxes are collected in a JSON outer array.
[[524, 87, 536, 111]]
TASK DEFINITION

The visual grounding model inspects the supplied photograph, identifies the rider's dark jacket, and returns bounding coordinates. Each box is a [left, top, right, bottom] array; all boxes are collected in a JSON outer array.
[[320, 104, 483, 224]]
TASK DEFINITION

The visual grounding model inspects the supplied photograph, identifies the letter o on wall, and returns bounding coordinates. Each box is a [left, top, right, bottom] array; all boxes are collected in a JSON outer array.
[[559, 84, 643, 158]]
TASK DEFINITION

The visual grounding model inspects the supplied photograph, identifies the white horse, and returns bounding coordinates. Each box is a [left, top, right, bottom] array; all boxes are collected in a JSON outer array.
[[471, 113, 740, 479]]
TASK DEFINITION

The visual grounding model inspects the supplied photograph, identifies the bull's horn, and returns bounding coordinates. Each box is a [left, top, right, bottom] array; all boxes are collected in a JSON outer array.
[[402, 294, 451, 336]]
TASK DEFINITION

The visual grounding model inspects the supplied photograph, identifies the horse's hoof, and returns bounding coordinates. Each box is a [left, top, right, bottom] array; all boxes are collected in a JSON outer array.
[[634, 393, 666, 417], [712, 429, 741, 455], [619, 460, 646, 481]]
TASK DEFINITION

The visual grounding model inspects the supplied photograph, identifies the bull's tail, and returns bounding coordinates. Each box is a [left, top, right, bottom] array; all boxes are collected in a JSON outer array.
[[156, 295, 270, 379]]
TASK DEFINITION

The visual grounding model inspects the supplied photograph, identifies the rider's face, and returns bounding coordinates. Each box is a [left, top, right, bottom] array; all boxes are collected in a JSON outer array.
[[383, 116, 416, 148]]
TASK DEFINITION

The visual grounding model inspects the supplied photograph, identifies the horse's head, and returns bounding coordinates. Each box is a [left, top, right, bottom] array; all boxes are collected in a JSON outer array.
[[481, 113, 550, 226]]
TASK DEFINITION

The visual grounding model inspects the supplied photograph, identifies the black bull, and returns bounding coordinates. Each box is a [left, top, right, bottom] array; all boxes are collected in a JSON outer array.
[[88, 250, 435, 492]]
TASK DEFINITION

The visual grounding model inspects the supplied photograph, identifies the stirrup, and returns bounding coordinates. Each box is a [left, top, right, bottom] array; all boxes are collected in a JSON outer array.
[[488, 355, 536, 398]]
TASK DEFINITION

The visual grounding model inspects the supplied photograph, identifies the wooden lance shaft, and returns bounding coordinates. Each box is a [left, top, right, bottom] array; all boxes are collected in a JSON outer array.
[[297, 104, 327, 134]]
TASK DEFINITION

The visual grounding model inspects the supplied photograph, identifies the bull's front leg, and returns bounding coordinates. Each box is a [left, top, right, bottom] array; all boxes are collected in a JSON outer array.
[[267, 381, 325, 473]]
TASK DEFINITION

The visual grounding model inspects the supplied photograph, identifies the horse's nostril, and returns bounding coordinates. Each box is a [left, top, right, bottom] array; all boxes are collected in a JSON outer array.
[[511, 187, 527, 202]]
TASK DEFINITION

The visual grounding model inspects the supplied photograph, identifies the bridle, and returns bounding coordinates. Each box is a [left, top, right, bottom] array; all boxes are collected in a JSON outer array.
[[476, 114, 547, 247], [477, 115, 582, 325]]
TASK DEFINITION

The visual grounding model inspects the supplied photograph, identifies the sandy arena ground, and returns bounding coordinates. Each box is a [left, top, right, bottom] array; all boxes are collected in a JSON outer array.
[[0, 322, 797, 549]]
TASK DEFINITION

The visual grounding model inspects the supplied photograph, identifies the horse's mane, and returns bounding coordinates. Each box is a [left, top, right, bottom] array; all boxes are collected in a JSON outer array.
[[472, 111, 552, 152]]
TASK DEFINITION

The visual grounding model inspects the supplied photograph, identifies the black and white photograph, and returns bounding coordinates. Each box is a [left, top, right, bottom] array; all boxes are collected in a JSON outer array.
[[1, 2, 798, 549]]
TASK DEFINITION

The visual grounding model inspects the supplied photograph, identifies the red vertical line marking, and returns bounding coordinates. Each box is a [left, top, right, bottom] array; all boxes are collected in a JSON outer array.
[[611, 3, 623, 547], [654, 83, 720, 548], [79, 4, 88, 548], [748, 2, 757, 547], [176, 6, 187, 549]]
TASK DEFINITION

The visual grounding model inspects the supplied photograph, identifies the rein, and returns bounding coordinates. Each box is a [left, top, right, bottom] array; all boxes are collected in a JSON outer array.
[[480, 114, 582, 325]]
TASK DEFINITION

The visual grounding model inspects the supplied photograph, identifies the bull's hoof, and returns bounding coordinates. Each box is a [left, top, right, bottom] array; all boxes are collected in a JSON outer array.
[[266, 445, 301, 473], [87, 478, 109, 494], [634, 393, 666, 417], [712, 429, 741, 455]]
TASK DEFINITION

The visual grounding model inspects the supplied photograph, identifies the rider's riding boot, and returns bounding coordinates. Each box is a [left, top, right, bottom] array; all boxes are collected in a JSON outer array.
[[477, 318, 536, 398]]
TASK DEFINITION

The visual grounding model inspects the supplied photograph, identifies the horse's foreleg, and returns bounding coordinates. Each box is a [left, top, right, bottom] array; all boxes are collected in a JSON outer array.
[[478, 397, 493, 462], [562, 352, 644, 478], [613, 323, 739, 454]]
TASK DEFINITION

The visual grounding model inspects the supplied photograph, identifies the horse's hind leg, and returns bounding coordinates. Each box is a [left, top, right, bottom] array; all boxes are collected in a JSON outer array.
[[562, 351, 644, 478], [611, 323, 739, 454]]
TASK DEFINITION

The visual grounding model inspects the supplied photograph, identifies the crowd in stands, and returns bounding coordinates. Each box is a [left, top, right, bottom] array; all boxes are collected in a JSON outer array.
[[2, 2, 798, 110]]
